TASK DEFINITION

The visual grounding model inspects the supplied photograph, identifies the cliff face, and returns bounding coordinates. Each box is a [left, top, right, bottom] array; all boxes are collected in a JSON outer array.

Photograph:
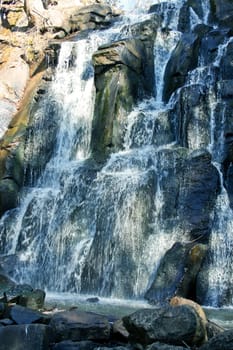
[[0, 0, 119, 214]]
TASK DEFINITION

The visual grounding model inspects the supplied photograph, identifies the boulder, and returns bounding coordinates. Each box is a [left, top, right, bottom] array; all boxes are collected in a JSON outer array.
[[146, 343, 188, 350], [18, 288, 46, 309], [9, 304, 48, 324], [0, 324, 54, 350], [169, 297, 208, 341], [144, 242, 207, 304], [4, 283, 33, 303], [69, 4, 114, 32], [50, 310, 111, 342], [113, 319, 130, 341], [123, 305, 206, 347], [46, 4, 117, 35], [52, 340, 102, 350], [199, 329, 233, 350], [206, 320, 224, 339]]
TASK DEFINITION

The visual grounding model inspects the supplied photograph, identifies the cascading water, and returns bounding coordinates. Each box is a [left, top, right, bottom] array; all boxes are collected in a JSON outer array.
[[0, 0, 187, 299], [1, 0, 233, 306]]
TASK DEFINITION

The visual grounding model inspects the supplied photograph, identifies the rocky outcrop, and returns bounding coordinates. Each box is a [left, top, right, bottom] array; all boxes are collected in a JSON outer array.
[[145, 243, 207, 304], [179, 151, 220, 241], [163, 32, 200, 102], [91, 23, 156, 156]]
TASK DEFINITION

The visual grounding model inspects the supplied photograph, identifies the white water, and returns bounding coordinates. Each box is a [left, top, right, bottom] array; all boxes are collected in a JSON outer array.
[[1, 0, 233, 306]]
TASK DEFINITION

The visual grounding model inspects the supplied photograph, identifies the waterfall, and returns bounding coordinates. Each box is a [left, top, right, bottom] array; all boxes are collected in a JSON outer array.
[[1, 0, 233, 306], [0, 0, 188, 298]]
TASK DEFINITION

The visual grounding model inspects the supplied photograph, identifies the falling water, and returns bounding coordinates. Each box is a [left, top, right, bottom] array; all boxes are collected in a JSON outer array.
[[1, 0, 233, 306], [0, 0, 188, 298]]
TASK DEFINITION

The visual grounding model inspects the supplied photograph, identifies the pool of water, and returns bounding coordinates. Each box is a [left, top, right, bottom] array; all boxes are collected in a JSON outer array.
[[45, 293, 233, 328], [45, 292, 154, 319]]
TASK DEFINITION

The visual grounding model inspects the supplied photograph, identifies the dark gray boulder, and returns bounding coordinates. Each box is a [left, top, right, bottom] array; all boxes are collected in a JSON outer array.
[[50, 310, 111, 342], [123, 305, 206, 347], [4, 283, 33, 303], [199, 329, 233, 350], [52, 340, 101, 350], [9, 304, 48, 325], [18, 288, 46, 309], [146, 342, 188, 350], [0, 324, 54, 350], [144, 242, 207, 304]]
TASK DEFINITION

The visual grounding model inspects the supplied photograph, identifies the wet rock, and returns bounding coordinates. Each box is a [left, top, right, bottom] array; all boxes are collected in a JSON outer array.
[[0, 324, 54, 350], [180, 150, 220, 240], [169, 84, 210, 149], [86, 297, 99, 303], [69, 4, 115, 32], [199, 329, 233, 350], [210, 0, 233, 28], [178, 1, 208, 32], [95, 347, 129, 350], [145, 242, 207, 304], [146, 343, 188, 350], [206, 320, 224, 339], [123, 305, 206, 347], [50, 310, 111, 342], [163, 33, 200, 102], [91, 37, 154, 155], [113, 319, 130, 341], [52, 340, 101, 350], [220, 41, 233, 80], [9, 304, 48, 324], [18, 289, 46, 310], [4, 283, 33, 303], [200, 29, 230, 66], [0, 318, 14, 326]]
